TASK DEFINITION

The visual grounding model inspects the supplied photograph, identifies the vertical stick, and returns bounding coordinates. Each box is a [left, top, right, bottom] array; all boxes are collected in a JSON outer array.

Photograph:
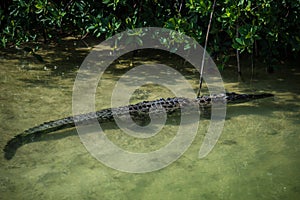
[[236, 22, 241, 81], [197, 0, 217, 97], [251, 52, 254, 77]]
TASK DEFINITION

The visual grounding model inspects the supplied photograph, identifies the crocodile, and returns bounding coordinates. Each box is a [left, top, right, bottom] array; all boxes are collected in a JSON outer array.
[[3, 92, 273, 160]]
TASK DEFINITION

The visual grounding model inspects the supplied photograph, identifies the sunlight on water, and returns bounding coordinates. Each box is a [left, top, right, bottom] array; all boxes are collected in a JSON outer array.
[[0, 45, 299, 199]]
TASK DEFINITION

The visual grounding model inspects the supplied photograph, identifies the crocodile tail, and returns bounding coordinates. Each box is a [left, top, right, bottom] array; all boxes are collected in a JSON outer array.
[[3, 117, 75, 160], [226, 92, 274, 104]]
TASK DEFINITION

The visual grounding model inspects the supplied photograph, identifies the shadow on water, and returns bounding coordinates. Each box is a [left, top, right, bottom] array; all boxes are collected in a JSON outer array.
[[12, 45, 201, 90], [3, 114, 183, 160]]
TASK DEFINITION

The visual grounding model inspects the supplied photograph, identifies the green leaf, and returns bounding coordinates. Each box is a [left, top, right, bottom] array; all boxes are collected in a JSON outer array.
[[135, 37, 143, 46], [35, 3, 43, 10], [184, 43, 191, 50], [235, 38, 244, 45], [170, 47, 178, 53]]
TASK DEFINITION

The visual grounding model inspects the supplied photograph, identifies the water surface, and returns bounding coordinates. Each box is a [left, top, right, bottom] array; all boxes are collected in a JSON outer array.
[[0, 41, 299, 199]]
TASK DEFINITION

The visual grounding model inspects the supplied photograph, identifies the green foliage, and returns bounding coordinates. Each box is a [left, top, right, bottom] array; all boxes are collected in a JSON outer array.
[[1, 0, 299, 66]]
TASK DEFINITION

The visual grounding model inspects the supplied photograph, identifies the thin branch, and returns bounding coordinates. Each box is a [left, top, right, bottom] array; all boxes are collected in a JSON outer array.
[[236, 23, 241, 80], [197, 0, 217, 97]]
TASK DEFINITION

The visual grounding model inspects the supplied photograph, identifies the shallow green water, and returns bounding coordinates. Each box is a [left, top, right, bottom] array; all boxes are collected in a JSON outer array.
[[0, 42, 299, 200]]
